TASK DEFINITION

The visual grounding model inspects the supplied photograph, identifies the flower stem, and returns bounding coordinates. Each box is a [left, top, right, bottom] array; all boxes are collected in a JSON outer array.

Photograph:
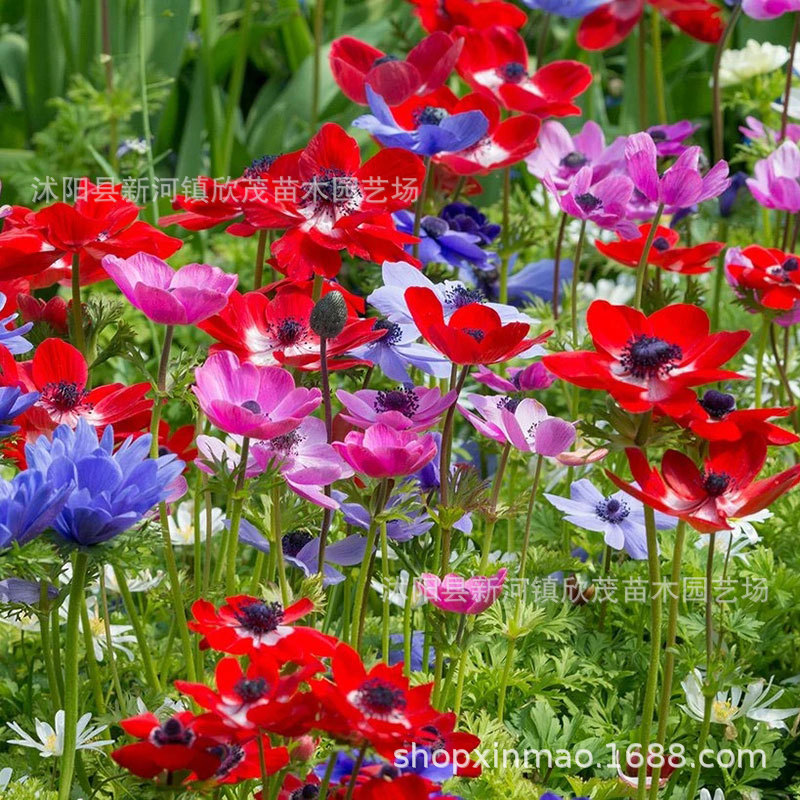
[[70, 252, 85, 356], [254, 229, 268, 289], [551, 211, 568, 320], [317, 752, 338, 800], [79, 592, 105, 713], [225, 436, 251, 595], [635, 506, 662, 800], [112, 565, 161, 691], [497, 638, 516, 722], [272, 484, 289, 606], [633, 205, 665, 310], [650, 11, 667, 125], [711, 1, 741, 162], [344, 749, 367, 800], [380, 519, 390, 661], [412, 157, 433, 260], [755, 316, 770, 409], [311, 0, 325, 127], [149, 325, 175, 459], [685, 532, 716, 800], [781, 12, 800, 141], [517, 454, 544, 582], [478, 442, 512, 572], [536, 12, 551, 66], [570, 219, 587, 347], [99, 570, 125, 706], [499, 165, 512, 304], [637, 16, 648, 130], [58, 551, 89, 800], [647, 520, 686, 798], [138, 0, 159, 225], [402, 574, 414, 677], [37, 582, 62, 708]]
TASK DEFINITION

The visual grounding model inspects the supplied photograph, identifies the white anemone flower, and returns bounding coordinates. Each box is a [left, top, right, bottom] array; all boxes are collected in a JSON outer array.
[[167, 500, 225, 546], [718, 40, 789, 87], [695, 510, 770, 562], [6, 710, 112, 757], [579, 276, 635, 306], [102, 565, 164, 593], [682, 669, 799, 735], [0, 609, 40, 632], [700, 791, 725, 800], [59, 596, 137, 661]]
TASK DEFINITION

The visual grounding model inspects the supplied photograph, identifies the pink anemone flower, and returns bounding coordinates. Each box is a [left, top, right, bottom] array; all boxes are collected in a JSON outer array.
[[336, 385, 456, 431], [416, 568, 507, 614], [332, 423, 437, 478]]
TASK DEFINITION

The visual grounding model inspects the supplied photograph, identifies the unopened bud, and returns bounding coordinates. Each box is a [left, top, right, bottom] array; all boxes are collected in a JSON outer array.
[[309, 291, 347, 339]]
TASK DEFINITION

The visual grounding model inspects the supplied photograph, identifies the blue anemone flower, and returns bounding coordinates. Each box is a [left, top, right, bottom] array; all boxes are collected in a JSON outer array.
[[440, 202, 501, 245], [0, 470, 71, 548], [25, 419, 185, 546], [0, 292, 33, 355], [0, 386, 39, 437], [353, 87, 488, 157], [521, 0, 610, 17]]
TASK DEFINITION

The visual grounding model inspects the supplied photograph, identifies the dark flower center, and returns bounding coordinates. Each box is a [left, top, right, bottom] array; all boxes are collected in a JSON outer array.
[[234, 600, 284, 634], [699, 389, 736, 420], [375, 388, 419, 418], [290, 786, 320, 800], [151, 717, 195, 747], [273, 318, 306, 347], [444, 284, 485, 308], [419, 724, 446, 752], [499, 396, 521, 412], [783, 256, 799, 273], [595, 496, 630, 524], [302, 167, 360, 211], [575, 193, 602, 212], [42, 381, 89, 411], [210, 743, 245, 778], [500, 61, 527, 83], [379, 765, 400, 779], [372, 54, 400, 66], [415, 106, 449, 126], [560, 151, 588, 169], [270, 429, 303, 454], [652, 237, 670, 251], [702, 471, 731, 497], [356, 677, 407, 716], [234, 676, 270, 702], [241, 399, 262, 414], [649, 129, 667, 142], [374, 319, 402, 345], [463, 328, 485, 342], [243, 154, 278, 178], [420, 216, 450, 239], [282, 529, 314, 557], [620, 335, 683, 379]]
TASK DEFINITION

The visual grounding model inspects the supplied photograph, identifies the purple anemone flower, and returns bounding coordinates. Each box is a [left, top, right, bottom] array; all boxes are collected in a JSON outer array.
[[0, 292, 33, 355], [544, 479, 675, 560], [747, 141, 800, 213], [742, 0, 800, 19], [237, 518, 367, 586], [544, 166, 639, 238], [336, 490, 434, 542], [0, 578, 57, 604], [0, 470, 71, 548], [527, 120, 625, 190], [646, 121, 699, 157], [394, 209, 492, 270], [347, 319, 450, 382], [353, 86, 488, 157], [720, 172, 749, 217], [625, 132, 730, 211], [337, 385, 456, 432], [0, 386, 40, 437], [388, 631, 433, 671], [439, 202, 500, 244], [473, 362, 555, 394]]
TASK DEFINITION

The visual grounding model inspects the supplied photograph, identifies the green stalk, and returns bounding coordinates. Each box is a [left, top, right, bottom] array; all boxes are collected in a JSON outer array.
[[225, 437, 252, 595], [380, 519, 390, 661], [37, 582, 62, 707], [754, 317, 770, 409], [551, 211, 568, 319], [635, 506, 662, 800], [780, 12, 800, 141], [317, 752, 338, 800], [99, 570, 125, 706], [637, 16, 648, 130], [647, 520, 687, 798], [272, 484, 289, 606], [311, 0, 325, 127], [570, 219, 587, 347], [650, 11, 667, 125], [711, 2, 741, 162], [138, 0, 159, 224], [200, 0, 220, 175], [412, 157, 434, 260], [402, 573, 414, 677], [499, 166, 512, 304], [79, 596, 105, 713], [149, 325, 174, 459], [633, 205, 665, 310], [70, 253, 85, 356], [497, 638, 516, 722], [58, 551, 90, 800], [478, 442, 512, 572]]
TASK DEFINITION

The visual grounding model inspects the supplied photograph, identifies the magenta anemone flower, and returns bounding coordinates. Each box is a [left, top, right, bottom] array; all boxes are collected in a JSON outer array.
[[459, 395, 576, 457], [624, 132, 730, 211], [747, 141, 800, 213], [193, 351, 321, 440], [332, 423, 437, 478], [416, 568, 507, 614], [335, 385, 456, 431], [250, 417, 353, 509], [473, 362, 555, 394], [544, 166, 639, 238], [526, 119, 625, 190], [646, 121, 699, 157], [742, 0, 800, 19], [102, 253, 237, 325]]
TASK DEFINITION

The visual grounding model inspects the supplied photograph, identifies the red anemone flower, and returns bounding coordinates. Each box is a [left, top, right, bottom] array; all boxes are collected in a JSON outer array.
[[16, 292, 69, 335], [311, 642, 438, 755], [112, 711, 220, 781], [577, 0, 724, 51], [158, 422, 198, 464], [329, 33, 463, 106], [186, 735, 288, 786], [454, 26, 592, 117], [275, 772, 321, 800], [0, 180, 182, 286], [176, 654, 323, 738], [229, 124, 425, 279], [387, 88, 541, 175], [198, 284, 384, 371], [607, 433, 800, 533], [356, 774, 446, 800], [413, 712, 482, 777], [0, 338, 152, 436], [160, 176, 246, 232], [726, 245, 800, 312], [405, 286, 547, 365], [595, 223, 724, 275], [541, 301, 749, 415], [188, 594, 335, 660], [672, 389, 799, 446], [409, 0, 527, 33]]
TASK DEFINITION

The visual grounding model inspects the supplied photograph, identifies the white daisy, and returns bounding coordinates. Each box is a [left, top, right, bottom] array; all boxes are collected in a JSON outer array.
[[6, 710, 112, 757]]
